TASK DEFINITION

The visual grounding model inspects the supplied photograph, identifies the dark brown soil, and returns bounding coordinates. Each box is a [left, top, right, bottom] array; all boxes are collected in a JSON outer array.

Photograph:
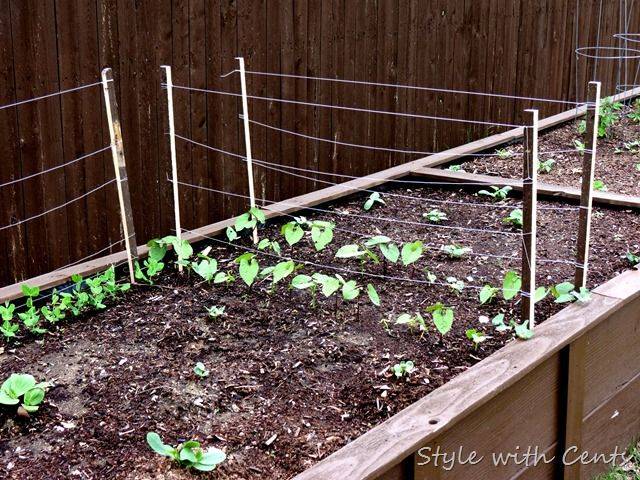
[[1, 181, 639, 479], [458, 106, 640, 196]]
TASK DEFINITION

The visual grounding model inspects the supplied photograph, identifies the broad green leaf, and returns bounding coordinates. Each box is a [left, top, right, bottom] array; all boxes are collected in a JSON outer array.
[[2, 374, 36, 398], [312, 274, 341, 297], [401, 241, 423, 266], [226, 227, 239, 242], [239, 257, 259, 286], [180, 446, 198, 463], [514, 321, 534, 340], [502, 271, 522, 300], [335, 244, 365, 259], [534, 286, 548, 303], [291, 274, 314, 289], [146, 432, 175, 458], [281, 222, 304, 246], [379, 243, 400, 263], [0, 391, 19, 405], [272, 261, 295, 284], [479, 285, 497, 304], [311, 224, 334, 251], [234, 212, 256, 231], [200, 447, 227, 467], [366, 283, 380, 306], [249, 207, 266, 224], [23, 387, 44, 407], [342, 281, 360, 300], [364, 235, 391, 247], [20, 285, 40, 298], [432, 307, 454, 335]]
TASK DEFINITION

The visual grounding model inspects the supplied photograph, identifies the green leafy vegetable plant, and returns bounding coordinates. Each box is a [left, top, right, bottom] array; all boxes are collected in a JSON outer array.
[[0, 373, 50, 416], [427, 303, 454, 336], [281, 220, 305, 246], [394, 312, 427, 334], [491, 313, 511, 332], [401, 241, 423, 266], [479, 285, 499, 304], [512, 321, 534, 340], [309, 220, 334, 251], [466, 329, 487, 349], [536, 158, 555, 173], [502, 209, 523, 228], [593, 179, 608, 191], [206, 305, 226, 319], [18, 285, 45, 334], [257, 238, 282, 255], [364, 236, 400, 267], [146, 432, 226, 472], [626, 251, 640, 267], [550, 282, 591, 304], [446, 276, 465, 294], [441, 244, 471, 259], [363, 192, 385, 211], [495, 148, 513, 159], [422, 209, 448, 223], [235, 253, 259, 287], [193, 362, 209, 378], [392, 360, 415, 378], [447, 164, 464, 172], [502, 271, 522, 301], [478, 185, 512, 201], [0, 303, 19, 340]]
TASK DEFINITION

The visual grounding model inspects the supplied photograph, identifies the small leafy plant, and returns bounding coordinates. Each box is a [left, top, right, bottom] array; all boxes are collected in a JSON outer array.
[[422, 209, 448, 223], [235, 253, 260, 287], [593, 179, 608, 192], [495, 148, 513, 159], [626, 251, 640, 267], [394, 312, 427, 334], [502, 209, 523, 228], [466, 329, 487, 349], [401, 241, 423, 266], [0, 373, 50, 416], [550, 282, 591, 304], [478, 185, 512, 201], [392, 360, 415, 378], [363, 192, 385, 211], [193, 362, 210, 378], [146, 432, 226, 472], [574, 139, 586, 156], [206, 305, 226, 319], [441, 244, 471, 259], [502, 271, 522, 300], [364, 236, 400, 265], [427, 303, 454, 336], [447, 164, 464, 172], [536, 158, 555, 174]]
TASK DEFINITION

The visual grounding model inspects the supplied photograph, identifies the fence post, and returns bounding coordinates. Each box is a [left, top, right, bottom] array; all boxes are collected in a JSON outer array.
[[521, 109, 538, 328], [574, 81, 601, 289], [236, 56, 259, 243], [161, 65, 184, 272], [101, 67, 138, 284]]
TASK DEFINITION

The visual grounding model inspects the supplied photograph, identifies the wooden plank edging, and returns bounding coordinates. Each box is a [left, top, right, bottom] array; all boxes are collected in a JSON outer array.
[[292, 269, 640, 480]]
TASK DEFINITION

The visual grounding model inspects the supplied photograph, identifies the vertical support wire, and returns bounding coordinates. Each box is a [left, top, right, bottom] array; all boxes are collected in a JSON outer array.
[[162, 65, 184, 272], [521, 109, 539, 329], [237, 56, 259, 243], [101, 67, 138, 283], [575, 81, 602, 289]]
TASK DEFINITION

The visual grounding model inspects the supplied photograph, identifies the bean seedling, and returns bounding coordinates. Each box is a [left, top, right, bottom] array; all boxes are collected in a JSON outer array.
[[392, 361, 415, 378], [364, 236, 400, 266], [401, 241, 423, 266], [536, 158, 555, 173], [422, 209, 448, 223], [466, 329, 487, 349], [235, 253, 260, 287], [206, 305, 226, 319], [447, 164, 464, 172], [626, 251, 640, 267], [394, 312, 427, 334], [502, 270, 522, 300], [495, 148, 513, 159], [363, 192, 385, 211], [193, 362, 209, 378], [0, 373, 50, 416], [478, 185, 512, 200], [441, 244, 471, 259], [593, 179, 607, 191], [146, 432, 226, 472], [574, 139, 586, 156], [502, 209, 523, 228], [427, 303, 454, 336]]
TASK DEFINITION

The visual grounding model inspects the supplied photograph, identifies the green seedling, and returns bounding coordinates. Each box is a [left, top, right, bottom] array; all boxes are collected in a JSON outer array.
[[495, 148, 513, 159], [478, 185, 512, 200], [366, 283, 380, 306], [615, 139, 640, 155], [363, 192, 385, 211], [401, 241, 423, 266], [309, 220, 334, 251], [466, 329, 487, 349], [502, 270, 522, 301], [0, 373, 50, 416], [427, 303, 454, 336], [364, 236, 400, 265], [512, 320, 534, 340], [441, 244, 471, 259], [392, 360, 415, 378], [446, 276, 465, 294], [213, 271, 235, 285], [234, 207, 266, 233], [0, 303, 19, 340], [491, 313, 512, 332], [192, 257, 218, 283], [447, 164, 464, 172], [193, 362, 209, 378], [502, 209, 523, 228], [206, 305, 226, 319], [579, 97, 622, 137], [626, 251, 640, 267], [479, 285, 499, 304], [574, 139, 586, 156], [235, 253, 259, 287], [146, 432, 226, 472], [335, 243, 380, 265], [281, 220, 305, 246], [423, 209, 448, 223], [593, 179, 608, 191], [551, 282, 590, 304], [18, 285, 45, 334], [257, 238, 282, 255], [536, 158, 555, 173], [395, 312, 427, 334]]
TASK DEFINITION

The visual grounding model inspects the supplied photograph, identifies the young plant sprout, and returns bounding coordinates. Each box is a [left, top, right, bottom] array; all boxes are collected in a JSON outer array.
[[477, 185, 512, 201], [422, 209, 448, 223], [364, 236, 400, 271], [550, 282, 591, 304], [257, 238, 282, 255], [479, 285, 499, 304], [394, 312, 427, 334], [628, 100, 640, 123], [427, 303, 454, 336], [593, 179, 608, 191], [578, 97, 622, 138], [0, 303, 19, 340], [206, 305, 226, 319], [392, 360, 415, 378], [234, 207, 267, 233], [626, 251, 640, 267], [536, 158, 555, 173], [335, 243, 380, 265], [466, 329, 487, 349], [495, 148, 513, 159], [309, 220, 335, 251], [512, 321, 534, 340], [363, 192, 385, 211], [0, 373, 50, 417], [235, 253, 259, 287], [18, 285, 45, 334], [446, 277, 465, 294], [491, 313, 511, 332], [447, 164, 464, 172], [441, 244, 471, 259], [193, 362, 210, 378], [191, 253, 218, 283], [146, 432, 226, 472], [574, 139, 586, 156], [401, 241, 423, 266], [502, 271, 522, 300], [502, 209, 523, 228], [281, 220, 305, 246]]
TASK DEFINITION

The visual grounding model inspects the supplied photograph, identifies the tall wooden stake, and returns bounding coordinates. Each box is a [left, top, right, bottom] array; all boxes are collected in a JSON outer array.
[[101, 68, 138, 284], [574, 81, 602, 289], [521, 109, 538, 328], [161, 65, 183, 272], [237, 56, 259, 243]]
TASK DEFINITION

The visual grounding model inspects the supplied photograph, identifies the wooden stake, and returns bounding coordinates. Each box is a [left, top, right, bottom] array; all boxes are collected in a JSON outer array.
[[161, 65, 183, 272], [575, 81, 602, 289], [236, 56, 259, 244], [101, 67, 138, 284], [521, 109, 538, 328]]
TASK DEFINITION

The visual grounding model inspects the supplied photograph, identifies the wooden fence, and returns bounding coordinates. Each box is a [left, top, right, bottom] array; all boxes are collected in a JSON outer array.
[[1, 0, 639, 286]]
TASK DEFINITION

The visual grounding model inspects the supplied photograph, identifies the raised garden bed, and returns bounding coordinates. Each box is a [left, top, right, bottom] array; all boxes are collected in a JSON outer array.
[[1, 91, 640, 480]]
